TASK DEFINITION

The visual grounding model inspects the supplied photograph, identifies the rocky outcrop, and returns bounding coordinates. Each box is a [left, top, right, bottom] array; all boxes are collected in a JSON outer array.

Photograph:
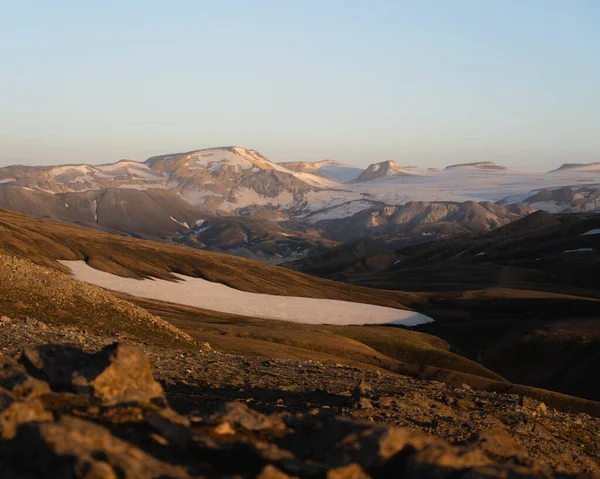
[[22, 343, 165, 406], [0, 343, 582, 478]]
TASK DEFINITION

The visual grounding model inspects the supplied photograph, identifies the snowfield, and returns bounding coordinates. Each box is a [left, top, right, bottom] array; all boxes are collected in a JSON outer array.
[[59, 261, 434, 327]]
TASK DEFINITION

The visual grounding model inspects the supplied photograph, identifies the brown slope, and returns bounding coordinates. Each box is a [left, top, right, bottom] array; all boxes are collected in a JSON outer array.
[[176, 215, 338, 262], [0, 186, 205, 239], [0, 253, 194, 349], [0, 208, 420, 309], [119, 293, 503, 382]]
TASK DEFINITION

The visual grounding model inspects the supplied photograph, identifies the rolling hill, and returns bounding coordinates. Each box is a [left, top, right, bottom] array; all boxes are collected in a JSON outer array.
[[289, 211, 600, 401]]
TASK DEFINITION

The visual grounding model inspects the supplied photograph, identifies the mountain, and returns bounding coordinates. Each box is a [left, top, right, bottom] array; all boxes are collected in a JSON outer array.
[[306, 200, 527, 242], [337, 210, 600, 296], [285, 238, 398, 279], [146, 146, 332, 209], [354, 160, 422, 182], [174, 216, 338, 262], [0, 186, 206, 239], [549, 162, 600, 173], [0, 160, 168, 193], [502, 185, 600, 214], [3, 147, 600, 224], [0, 147, 332, 214], [278, 159, 364, 182], [445, 161, 508, 171]]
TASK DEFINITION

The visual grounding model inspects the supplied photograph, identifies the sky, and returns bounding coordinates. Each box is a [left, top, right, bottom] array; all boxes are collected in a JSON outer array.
[[0, 0, 599, 170]]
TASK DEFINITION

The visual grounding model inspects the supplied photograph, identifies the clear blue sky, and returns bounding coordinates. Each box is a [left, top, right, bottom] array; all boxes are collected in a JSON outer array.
[[1, 0, 599, 170]]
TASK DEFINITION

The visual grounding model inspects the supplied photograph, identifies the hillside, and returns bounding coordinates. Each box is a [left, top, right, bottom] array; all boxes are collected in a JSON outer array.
[[174, 215, 338, 262], [2, 329, 599, 476], [0, 208, 418, 307], [1, 210, 600, 474], [306, 200, 527, 242], [300, 212, 600, 401]]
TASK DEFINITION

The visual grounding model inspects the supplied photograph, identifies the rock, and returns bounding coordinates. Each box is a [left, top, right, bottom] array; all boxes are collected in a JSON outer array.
[[352, 379, 372, 398], [355, 397, 374, 410], [0, 393, 52, 439], [257, 464, 290, 479], [22, 343, 165, 406], [145, 408, 190, 447], [0, 342, 593, 477], [0, 353, 50, 399], [214, 402, 286, 432], [4, 415, 190, 479], [213, 421, 235, 435], [327, 463, 370, 479]]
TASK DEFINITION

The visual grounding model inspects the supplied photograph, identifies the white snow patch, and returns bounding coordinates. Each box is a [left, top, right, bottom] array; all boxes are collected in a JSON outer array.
[[59, 261, 434, 327], [563, 248, 595, 253], [581, 229, 600, 236], [170, 216, 190, 229]]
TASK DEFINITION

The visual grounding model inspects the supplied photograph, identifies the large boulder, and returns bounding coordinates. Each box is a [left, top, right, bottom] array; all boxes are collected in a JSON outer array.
[[22, 343, 165, 406]]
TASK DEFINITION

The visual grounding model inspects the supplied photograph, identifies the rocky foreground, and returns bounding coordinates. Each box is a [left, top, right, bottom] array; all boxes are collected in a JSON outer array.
[[0, 316, 599, 477]]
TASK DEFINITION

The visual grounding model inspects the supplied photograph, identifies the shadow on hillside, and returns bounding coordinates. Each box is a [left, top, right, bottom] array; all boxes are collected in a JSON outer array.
[[163, 381, 352, 417]]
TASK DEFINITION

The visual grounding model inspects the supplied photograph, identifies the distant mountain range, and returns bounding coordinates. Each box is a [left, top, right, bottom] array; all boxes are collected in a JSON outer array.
[[1, 146, 599, 260]]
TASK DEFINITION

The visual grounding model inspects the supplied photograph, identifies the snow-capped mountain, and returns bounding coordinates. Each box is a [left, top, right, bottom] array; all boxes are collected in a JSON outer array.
[[0, 147, 335, 213], [2, 147, 600, 224], [354, 160, 423, 182], [0, 160, 168, 194], [145, 146, 329, 209]]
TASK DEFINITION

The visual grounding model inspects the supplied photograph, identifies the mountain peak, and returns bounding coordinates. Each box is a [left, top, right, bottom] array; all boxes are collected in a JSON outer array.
[[355, 160, 417, 182]]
